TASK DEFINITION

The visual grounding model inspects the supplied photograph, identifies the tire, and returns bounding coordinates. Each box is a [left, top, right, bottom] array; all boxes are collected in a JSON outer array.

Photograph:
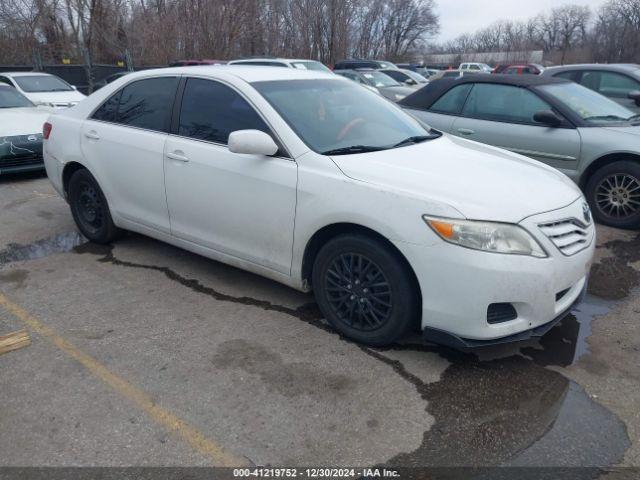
[[312, 233, 419, 346], [68, 169, 123, 244], [585, 160, 640, 229]]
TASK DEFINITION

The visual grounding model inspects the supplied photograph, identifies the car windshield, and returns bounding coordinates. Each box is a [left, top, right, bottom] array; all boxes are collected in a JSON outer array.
[[291, 61, 331, 73], [359, 71, 400, 88], [253, 79, 436, 155], [539, 82, 638, 124], [0, 87, 34, 108], [14, 75, 73, 92]]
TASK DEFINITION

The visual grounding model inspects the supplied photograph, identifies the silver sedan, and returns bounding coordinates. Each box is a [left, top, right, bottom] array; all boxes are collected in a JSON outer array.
[[401, 75, 640, 229]]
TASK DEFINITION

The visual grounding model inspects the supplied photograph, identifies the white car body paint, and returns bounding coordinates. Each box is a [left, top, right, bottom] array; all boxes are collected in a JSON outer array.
[[0, 107, 51, 137], [43, 66, 595, 342]]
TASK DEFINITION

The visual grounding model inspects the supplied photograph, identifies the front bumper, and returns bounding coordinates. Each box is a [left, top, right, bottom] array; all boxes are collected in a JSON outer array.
[[421, 281, 586, 348], [394, 198, 595, 345], [0, 135, 44, 175]]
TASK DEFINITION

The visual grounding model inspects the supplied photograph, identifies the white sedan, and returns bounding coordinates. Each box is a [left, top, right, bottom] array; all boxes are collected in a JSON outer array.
[[0, 85, 50, 175], [0, 72, 85, 108], [43, 66, 595, 347]]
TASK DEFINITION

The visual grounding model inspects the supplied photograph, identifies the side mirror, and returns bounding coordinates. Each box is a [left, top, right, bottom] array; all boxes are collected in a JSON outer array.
[[533, 110, 562, 127], [228, 130, 279, 156], [628, 90, 640, 106], [405, 79, 417, 86]]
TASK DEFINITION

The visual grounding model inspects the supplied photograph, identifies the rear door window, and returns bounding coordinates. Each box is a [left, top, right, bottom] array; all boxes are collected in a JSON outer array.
[[177, 78, 271, 144], [117, 77, 179, 132], [92, 90, 122, 123]]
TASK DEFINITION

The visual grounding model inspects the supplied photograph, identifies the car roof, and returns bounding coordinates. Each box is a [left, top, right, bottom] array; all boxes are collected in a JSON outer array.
[[399, 74, 569, 109], [118, 65, 337, 83], [545, 63, 640, 72], [0, 71, 55, 77], [230, 58, 322, 64]]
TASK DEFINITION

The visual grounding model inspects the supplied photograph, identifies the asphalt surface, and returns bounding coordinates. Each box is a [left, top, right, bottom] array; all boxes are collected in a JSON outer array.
[[1, 172, 639, 474]]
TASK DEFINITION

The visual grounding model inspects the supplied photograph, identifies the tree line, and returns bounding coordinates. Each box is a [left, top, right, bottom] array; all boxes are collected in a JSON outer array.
[[431, 0, 640, 65], [0, 0, 438, 66]]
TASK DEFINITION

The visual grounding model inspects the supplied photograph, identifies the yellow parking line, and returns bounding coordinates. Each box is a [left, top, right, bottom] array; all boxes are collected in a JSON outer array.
[[0, 293, 246, 467]]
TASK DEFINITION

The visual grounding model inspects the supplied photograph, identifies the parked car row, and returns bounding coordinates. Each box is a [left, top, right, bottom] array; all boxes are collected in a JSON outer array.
[[41, 65, 595, 349]]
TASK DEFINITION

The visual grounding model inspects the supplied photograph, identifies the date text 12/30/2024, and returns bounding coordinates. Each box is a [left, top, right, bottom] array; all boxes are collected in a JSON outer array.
[[233, 468, 400, 478]]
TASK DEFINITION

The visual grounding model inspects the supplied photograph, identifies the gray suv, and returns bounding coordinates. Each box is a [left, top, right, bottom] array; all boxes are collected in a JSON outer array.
[[542, 64, 640, 112], [401, 75, 640, 229]]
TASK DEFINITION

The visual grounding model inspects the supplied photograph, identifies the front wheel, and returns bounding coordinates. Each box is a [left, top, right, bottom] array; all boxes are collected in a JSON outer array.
[[585, 160, 640, 229], [68, 169, 123, 244], [312, 234, 419, 346]]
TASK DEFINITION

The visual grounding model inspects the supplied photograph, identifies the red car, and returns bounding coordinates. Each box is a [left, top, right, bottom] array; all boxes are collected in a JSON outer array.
[[493, 64, 545, 75]]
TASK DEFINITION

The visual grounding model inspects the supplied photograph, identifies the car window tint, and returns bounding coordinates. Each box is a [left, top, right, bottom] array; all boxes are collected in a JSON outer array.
[[462, 83, 551, 124], [178, 78, 270, 144], [581, 71, 640, 98], [117, 77, 178, 132], [92, 90, 122, 122], [430, 84, 473, 114]]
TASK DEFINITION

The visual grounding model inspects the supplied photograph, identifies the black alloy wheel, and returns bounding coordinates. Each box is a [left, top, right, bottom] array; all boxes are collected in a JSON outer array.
[[312, 234, 419, 346]]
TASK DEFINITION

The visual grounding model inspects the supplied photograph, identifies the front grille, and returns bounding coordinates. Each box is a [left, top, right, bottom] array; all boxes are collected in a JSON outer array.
[[0, 154, 43, 168], [487, 303, 518, 324], [538, 219, 590, 256]]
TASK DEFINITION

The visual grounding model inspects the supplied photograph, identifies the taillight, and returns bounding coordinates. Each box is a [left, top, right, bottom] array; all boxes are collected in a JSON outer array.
[[43, 122, 52, 140]]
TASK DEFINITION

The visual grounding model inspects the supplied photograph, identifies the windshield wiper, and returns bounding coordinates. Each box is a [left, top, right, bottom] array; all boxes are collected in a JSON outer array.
[[322, 145, 387, 156], [392, 135, 432, 148], [584, 115, 628, 122]]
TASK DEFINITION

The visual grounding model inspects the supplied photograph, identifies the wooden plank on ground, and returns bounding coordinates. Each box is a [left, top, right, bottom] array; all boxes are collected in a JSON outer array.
[[0, 329, 30, 356]]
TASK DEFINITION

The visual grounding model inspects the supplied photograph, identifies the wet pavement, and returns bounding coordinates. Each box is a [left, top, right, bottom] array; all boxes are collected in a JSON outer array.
[[0, 173, 639, 475]]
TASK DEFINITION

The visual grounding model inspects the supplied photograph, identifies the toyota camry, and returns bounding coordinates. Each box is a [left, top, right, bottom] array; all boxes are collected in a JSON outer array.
[[43, 66, 595, 347]]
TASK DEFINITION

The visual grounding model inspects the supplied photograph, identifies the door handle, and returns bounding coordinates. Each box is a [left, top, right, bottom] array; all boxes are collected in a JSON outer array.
[[167, 151, 189, 162], [84, 131, 100, 140], [457, 128, 475, 136]]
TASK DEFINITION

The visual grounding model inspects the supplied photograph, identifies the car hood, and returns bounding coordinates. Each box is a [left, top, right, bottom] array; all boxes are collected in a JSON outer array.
[[25, 90, 86, 104], [330, 134, 582, 223], [0, 107, 51, 136]]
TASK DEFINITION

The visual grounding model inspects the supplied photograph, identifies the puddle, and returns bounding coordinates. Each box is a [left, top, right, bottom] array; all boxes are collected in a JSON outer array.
[[0, 231, 86, 265], [519, 294, 617, 367]]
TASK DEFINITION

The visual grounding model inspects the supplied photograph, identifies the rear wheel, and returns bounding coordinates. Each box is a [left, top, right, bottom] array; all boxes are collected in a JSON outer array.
[[312, 234, 419, 346], [586, 161, 640, 229], [68, 169, 123, 244]]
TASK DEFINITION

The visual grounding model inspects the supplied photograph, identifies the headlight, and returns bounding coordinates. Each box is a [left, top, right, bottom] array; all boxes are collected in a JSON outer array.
[[423, 216, 547, 258]]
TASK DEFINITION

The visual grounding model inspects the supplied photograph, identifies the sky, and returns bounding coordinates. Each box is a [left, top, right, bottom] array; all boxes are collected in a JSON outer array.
[[435, 0, 606, 42]]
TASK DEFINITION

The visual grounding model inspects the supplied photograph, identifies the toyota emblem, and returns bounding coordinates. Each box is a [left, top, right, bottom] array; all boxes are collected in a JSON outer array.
[[27, 135, 38, 142]]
